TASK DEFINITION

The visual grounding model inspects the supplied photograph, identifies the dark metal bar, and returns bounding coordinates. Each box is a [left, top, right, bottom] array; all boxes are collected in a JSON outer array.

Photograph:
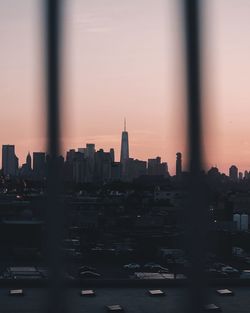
[[183, 0, 207, 312], [45, 1, 66, 312], [46, 1, 60, 158], [184, 0, 202, 172]]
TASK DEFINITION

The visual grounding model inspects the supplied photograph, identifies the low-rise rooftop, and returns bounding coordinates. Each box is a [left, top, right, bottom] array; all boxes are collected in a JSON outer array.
[[0, 287, 249, 313]]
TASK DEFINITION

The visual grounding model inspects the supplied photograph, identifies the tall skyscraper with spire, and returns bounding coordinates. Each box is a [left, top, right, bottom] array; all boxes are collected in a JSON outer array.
[[120, 119, 129, 176]]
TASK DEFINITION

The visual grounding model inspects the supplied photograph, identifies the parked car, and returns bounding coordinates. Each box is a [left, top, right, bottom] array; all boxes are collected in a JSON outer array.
[[78, 265, 96, 273], [144, 262, 162, 269], [221, 266, 239, 274], [213, 263, 226, 270], [244, 257, 250, 264], [240, 270, 250, 279], [79, 271, 101, 279], [205, 268, 229, 279], [158, 267, 169, 273], [123, 263, 141, 269]]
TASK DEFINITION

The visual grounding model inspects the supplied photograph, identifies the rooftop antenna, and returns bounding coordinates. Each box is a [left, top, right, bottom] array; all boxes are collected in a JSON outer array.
[[124, 118, 126, 131]]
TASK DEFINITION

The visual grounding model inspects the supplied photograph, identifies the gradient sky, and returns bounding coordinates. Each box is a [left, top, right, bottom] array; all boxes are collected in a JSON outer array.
[[1, 0, 250, 175]]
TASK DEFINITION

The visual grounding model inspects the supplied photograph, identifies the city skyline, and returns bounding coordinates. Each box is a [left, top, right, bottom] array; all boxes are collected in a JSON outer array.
[[0, 118, 249, 176], [2, 1, 250, 174], [1, 138, 249, 178], [1, 2, 250, 312]]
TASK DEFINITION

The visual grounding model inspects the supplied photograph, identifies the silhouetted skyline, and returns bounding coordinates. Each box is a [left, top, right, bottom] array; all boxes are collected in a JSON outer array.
[[3, 1, 250, 173]]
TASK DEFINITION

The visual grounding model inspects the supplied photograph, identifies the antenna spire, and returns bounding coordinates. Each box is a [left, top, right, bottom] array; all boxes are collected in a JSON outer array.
[[124, 118, 126, 131]]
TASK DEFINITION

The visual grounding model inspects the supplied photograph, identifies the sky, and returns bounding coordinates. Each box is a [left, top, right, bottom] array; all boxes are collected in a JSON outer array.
[[0, 0, 250, 175]]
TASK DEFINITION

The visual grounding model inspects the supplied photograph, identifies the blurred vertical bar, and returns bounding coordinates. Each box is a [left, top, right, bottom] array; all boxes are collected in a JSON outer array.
[[183, 0, 207, 312], [45, 1, 65, 313]]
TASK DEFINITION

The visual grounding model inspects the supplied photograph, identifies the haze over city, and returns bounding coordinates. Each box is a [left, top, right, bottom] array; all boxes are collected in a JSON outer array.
[[1, 0, 250, 173]]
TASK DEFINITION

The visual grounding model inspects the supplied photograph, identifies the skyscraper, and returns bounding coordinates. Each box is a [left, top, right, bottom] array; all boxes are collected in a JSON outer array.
[[148, 157, 168, 177], [2, 145, 18, 176], [120, 119, 129, 176], [85, 144, 95, 182], [33, 152, 46, 180], [176, 152, 182, 177], [20, 152, 32, 178], [26, 152, 32, 171], [229, 165, 238, 181], [110, 148, 115, 163]]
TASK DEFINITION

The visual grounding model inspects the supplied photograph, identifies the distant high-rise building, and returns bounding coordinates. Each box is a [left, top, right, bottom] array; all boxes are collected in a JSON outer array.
[[64, 149, 76, 181], [126, 158, 147, 181], [148, 157, 168, 177], [110, 148, 115, 163], [85, 144, 95, 159], [94, 149, 112, 182], [72, 152, 86, 184], [207, 166, 221, 181], [20, 152, 32, 178], [26, 152, 32, 171], [78, 148, 85, 154], [244, 170, 249, 180], [176, 152, 182, 177], [66, 149, 76, 163], [2, 145, 18, 176], [111, 162, 121, 181], [33, 152, 46, 180], [229, 165, 238, 181], [120, 119, 129, 176], [85, 144, 95, 182]]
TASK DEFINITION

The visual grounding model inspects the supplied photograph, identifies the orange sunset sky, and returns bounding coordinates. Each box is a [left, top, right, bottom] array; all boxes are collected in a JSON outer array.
[[1, 0, 250, 175]]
